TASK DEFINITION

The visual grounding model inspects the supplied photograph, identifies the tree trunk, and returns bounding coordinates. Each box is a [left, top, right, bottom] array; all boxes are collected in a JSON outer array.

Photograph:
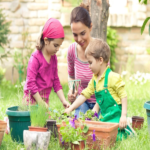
[[82, 0, 109, 42]]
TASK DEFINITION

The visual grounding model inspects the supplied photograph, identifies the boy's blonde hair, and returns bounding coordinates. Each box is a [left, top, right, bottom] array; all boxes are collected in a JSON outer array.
[[85, 38, 110, 63]]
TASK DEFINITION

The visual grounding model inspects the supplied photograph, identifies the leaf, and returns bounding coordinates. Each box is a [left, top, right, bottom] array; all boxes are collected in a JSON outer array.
[[83, 125, 89, 133], [141, 17, 150, 34], [72, 141, 79, 145]]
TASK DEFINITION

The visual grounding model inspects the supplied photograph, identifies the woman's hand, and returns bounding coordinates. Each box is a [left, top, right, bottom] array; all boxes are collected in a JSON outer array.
[[67, 89, 78, 103], [119, 115, 127, 129], [62, 100, 70, 108]]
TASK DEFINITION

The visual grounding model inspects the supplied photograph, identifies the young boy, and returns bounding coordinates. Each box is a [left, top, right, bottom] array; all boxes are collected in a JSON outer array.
[[65, 38, 130, 139]]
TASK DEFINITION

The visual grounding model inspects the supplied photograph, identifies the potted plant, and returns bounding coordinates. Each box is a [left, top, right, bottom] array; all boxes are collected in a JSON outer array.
[[28, 104, 49, 132], [23, 103, 50, 150], [59, 117, 87, 150], [46, 109, 69, 138], [47, 109, 75, 139], [76, 110, 119, 150], [0, 120, 7, 146], [79, 110, 99, 121], [5, 99, 30, 143]]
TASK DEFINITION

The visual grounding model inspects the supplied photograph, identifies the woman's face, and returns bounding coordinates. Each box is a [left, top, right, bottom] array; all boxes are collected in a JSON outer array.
[[71, 22, 92, 50]]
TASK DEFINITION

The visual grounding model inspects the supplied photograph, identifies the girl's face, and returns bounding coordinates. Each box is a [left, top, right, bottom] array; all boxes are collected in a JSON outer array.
[[45, 38, 64, 55], [71, 22, 92, 50], [86, 54, 101, 76]]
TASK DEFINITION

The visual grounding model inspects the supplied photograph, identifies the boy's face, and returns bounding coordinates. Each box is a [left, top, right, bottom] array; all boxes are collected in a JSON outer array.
[[86, 54, 101, 75]]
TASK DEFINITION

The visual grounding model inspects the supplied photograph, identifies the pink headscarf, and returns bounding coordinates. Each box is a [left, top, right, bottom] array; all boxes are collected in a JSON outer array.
[[42, 18, 64, 39]]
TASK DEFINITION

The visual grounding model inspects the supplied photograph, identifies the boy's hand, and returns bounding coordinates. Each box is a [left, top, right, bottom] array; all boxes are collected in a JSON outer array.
[[119, 115, 127, 129], [64, 107, 72, 114], [62, 100, 70, 108]]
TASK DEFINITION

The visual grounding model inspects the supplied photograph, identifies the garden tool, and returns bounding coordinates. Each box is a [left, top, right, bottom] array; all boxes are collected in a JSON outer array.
[[68, 79, 81, 94]]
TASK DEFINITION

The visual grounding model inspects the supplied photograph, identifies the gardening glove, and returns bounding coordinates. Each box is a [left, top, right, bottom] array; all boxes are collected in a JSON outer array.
[[119, 115, 127, 129], [67, 89, 78, 104]]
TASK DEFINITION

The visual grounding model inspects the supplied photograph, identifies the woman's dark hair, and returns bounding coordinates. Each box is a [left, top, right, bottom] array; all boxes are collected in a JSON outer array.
[[70, 3, 91, 28]]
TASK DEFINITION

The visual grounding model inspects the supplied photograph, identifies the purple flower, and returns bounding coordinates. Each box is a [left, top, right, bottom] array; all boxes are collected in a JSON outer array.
[[92, 130, 96, 142], [69, 120, 75, 128], [74, 115, 77, 121], [60, 138, 64, 145], [93, 111, 98, 118]]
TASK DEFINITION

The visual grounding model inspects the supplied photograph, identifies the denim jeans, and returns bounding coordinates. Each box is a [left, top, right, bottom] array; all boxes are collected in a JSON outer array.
[[74, 101, 100, 119]]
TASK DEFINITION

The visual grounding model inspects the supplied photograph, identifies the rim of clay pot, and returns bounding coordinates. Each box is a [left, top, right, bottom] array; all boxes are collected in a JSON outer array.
[[76, 120, 119, 132], [132, 116, 144, 121], [28, 126, 48, 132], [0, 120, 7, 124], [0, 120, 7, 132]]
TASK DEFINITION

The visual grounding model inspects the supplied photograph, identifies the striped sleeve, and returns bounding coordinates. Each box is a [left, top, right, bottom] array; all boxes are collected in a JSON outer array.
[[67, 43, 76, 79]]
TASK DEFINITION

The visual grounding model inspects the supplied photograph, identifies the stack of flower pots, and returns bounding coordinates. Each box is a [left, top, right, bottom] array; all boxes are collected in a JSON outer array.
[[0, 120, 7, 146]]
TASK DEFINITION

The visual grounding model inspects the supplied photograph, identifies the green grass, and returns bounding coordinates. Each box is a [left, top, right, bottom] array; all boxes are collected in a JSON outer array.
[[0, 79, 150, 149]]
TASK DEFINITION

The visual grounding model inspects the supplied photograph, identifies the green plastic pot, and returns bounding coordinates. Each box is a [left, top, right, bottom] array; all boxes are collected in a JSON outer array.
[[6, 106, 31, 143], [144, 101, 150, 134]]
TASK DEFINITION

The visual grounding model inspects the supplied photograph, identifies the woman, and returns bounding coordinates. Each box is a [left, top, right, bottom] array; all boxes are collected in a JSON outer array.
[[67, 4, 97, 118]]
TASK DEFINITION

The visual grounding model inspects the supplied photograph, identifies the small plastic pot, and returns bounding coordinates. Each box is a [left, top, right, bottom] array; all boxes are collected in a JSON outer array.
[[46, 120, 58, 138], [132, 116, 144, 130]]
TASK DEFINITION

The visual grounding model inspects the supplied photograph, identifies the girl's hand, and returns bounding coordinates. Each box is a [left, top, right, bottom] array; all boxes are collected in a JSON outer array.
[[67, 90, 78, 103], [62, 100, 70, 108], [119, 115, 127, 129]]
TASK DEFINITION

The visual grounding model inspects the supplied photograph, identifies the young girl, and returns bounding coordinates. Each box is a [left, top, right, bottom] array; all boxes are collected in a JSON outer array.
[[24, 18, 70, 109], [65, 38, 131, 139]]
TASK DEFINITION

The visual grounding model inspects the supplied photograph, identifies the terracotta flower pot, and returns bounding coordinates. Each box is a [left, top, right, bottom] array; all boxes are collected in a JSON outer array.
[[0, 120, 7, 146], [132, 116, 144, 130], [71, 141, 85, 150], [28, 126, 48, 132], [82, 120, 119, 150]]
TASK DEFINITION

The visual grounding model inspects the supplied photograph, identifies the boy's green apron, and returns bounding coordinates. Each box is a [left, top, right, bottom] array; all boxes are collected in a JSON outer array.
[[94, 67, 131, 140]]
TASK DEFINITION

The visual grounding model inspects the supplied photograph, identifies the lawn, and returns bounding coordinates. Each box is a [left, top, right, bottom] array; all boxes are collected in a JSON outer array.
[[0, 75, 150, 150]]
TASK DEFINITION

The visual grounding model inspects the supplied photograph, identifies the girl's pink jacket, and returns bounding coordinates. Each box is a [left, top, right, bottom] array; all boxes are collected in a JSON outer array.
[[24, 50, 62, 104]]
